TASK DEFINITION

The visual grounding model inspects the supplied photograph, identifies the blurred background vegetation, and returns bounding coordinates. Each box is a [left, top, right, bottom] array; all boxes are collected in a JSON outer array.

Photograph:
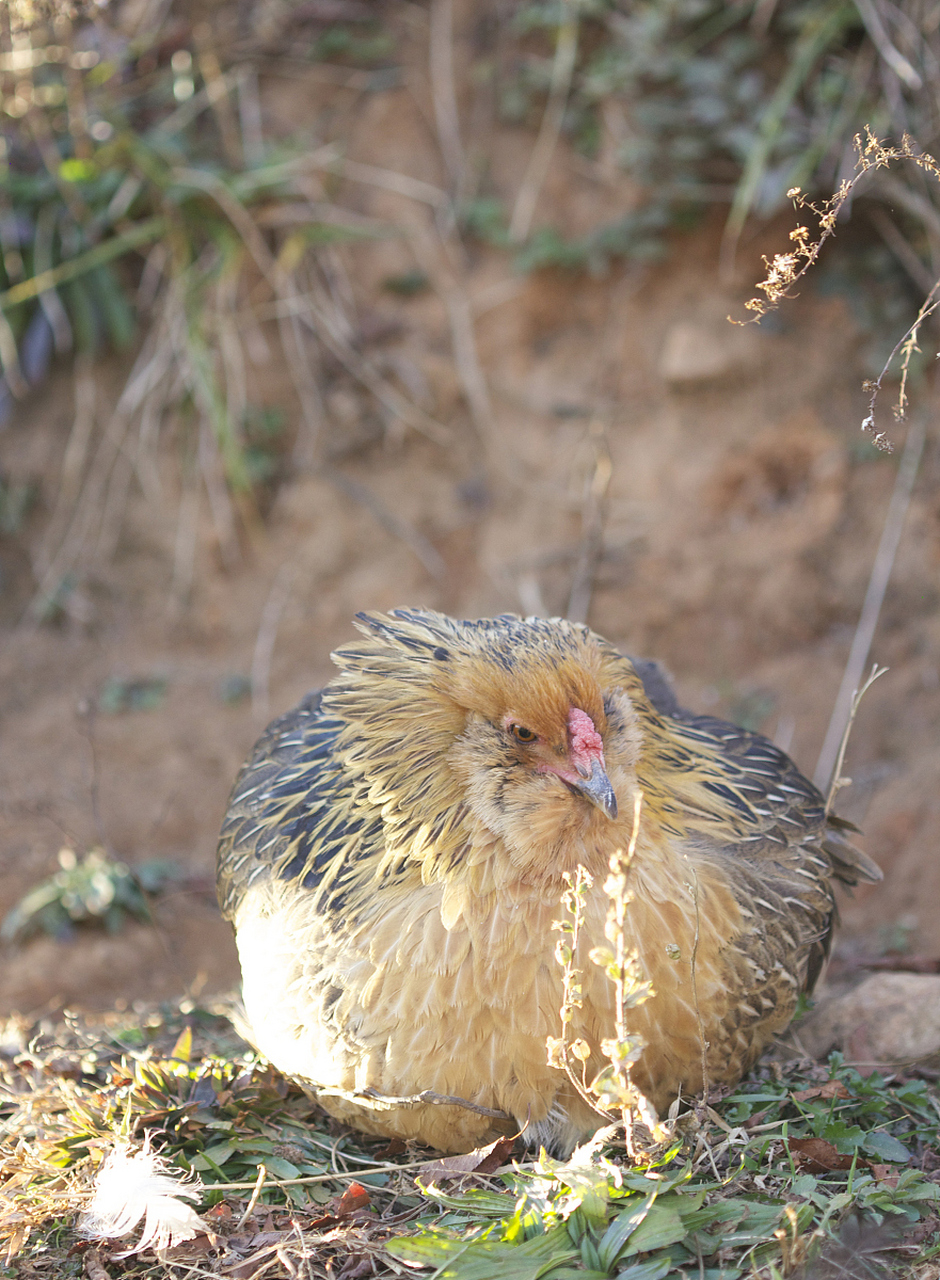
[[1, 0, 939, 614]]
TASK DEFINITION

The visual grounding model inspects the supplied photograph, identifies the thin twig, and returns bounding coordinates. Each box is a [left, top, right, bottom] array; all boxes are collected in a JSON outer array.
[[205, 1152, 513, 1194], [251, 559, 300, 721], [813, 415, 926, 790], [861, 288, 940, 443], [196, 403, 241, 572], [551, 863, 611, 1122], [509, 3, 579, 243], [823, 663, 888, 815], [439, 281, 497, 442], [0, 304, 28, 397], [33, 356, 96, 578], [236, 63, 264, 170], [33, 204, 72, 353], [168, 464, 200, 611], [236, 1163, 268, 1230], [278, 300, 325, 471], [289, 284, 451, 445], [303, 150, 449, 210], [323, 467, 446, 581], [429, 0, 464, 197], [23, 321, 172, 625], [868, 204, 937, 295], [854, 0, 922, 90], [567, 420, 613, 624]]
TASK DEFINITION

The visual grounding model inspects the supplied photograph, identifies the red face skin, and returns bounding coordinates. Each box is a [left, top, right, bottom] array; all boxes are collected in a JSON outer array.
[[510, 706, 618, 820], [566, 707, 606, 780]]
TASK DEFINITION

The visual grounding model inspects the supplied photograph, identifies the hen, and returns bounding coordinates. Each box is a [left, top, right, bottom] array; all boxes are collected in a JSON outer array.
[[217, 609, 880, 1155]]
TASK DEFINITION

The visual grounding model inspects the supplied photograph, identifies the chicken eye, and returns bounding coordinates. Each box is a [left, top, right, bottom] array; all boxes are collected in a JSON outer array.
[[508, 723, 538, 743]]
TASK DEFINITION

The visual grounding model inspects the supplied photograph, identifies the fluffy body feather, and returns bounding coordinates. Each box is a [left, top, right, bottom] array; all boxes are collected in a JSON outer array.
[[217, 610, 880, 1155]]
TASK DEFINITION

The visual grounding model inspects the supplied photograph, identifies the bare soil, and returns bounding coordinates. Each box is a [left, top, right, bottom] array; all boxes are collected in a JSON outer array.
[[1, 5, 939, 1017]]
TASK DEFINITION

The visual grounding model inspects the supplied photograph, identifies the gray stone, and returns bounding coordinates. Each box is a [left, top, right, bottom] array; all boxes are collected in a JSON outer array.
[[797, 972, 940, 1067]]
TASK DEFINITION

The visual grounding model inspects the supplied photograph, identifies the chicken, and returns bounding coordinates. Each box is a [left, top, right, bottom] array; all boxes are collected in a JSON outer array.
[[217, 609, 881, 1155]]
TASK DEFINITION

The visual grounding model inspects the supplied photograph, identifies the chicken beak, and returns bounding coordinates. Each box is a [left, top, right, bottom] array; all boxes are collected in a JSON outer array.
[[575, 759, 618, 819]]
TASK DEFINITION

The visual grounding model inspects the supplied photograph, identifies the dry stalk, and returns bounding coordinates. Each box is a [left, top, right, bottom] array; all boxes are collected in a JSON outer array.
[[590, 792, 661, 1157], [0, 304, 28, 397], [32, 203, 72, 353], [401, 199, 500, 448], [168, 463, 200, 610], [429, 0, 464, 198], [822, 663, 888, 816], [439, 277, 497, 443], [236, 1163, 268, 1231], [196, 418, 240, 573], [567, 420, 613, 624], [303, 150, 449, 212], [740, 130, 940, 448], [23, 319, 173, 625], [33, 354, 96, 577], [509, 1, 579, 244], [284, 268, 450, 446], [322, 467, 446, 582], [812, 414, 925, 791], [312, 1085, 509, 1122], [687, 870, 710, 1113], [868, 204, 937, 296], [861, 290, 940, 442], [550, 793, 662, 1159], [274, 275, 325, 470], [548, 863, 609, 1123], [250, 559, 300, 722]]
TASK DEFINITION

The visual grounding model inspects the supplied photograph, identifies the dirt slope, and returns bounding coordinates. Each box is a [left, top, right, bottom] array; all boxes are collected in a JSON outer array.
[[1, 5, 938, 1015]]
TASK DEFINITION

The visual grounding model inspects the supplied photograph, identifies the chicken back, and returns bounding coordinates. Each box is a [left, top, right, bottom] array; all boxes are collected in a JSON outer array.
[[217, 609, 880, 1154]]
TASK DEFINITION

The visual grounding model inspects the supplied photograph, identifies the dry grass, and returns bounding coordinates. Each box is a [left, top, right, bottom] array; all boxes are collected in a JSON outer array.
[[1, 995, 938, 1278]]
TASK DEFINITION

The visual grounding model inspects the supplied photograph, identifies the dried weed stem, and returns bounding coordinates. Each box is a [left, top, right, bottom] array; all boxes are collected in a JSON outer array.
[[550, 793, 662, 1159], [742, 130, 940, 448], [812, 413, 925, 792]]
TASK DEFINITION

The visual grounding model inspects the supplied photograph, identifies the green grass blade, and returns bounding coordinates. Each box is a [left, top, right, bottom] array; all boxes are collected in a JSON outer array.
[[0, 217, 166, 313], [723, 3, 858, 252]]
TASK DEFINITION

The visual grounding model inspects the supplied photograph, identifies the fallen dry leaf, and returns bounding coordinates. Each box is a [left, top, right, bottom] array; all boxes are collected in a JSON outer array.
[[418, 1135, 516, 1181], [331, 1182, 372, 1217], [791, 1082, 851, 1102], [83, 1247, 110, 1280], [786, 1137, 855, 1172], [335, 1255, 375, 1279], [868, 1164, 901, 1187]]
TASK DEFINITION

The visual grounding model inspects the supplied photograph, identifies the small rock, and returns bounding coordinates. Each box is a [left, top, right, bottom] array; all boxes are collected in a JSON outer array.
[[797, 972, 940, 1067], [659, 319, 761, 387]]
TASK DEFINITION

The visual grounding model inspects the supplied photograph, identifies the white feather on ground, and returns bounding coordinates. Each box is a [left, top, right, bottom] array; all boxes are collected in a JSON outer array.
[[78, 1136, 208, 1256]]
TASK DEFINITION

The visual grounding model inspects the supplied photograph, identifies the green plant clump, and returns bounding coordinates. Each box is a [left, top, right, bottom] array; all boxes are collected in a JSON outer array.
[[0, 846, 180, 941]]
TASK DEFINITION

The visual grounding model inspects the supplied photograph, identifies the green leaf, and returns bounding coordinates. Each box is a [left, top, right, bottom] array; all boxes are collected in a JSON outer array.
[[419, 1185, 516, 1217], [191, 1141, 236, 1169], [597, 1192, 656, 1268], [88, 263, 135, 350], [0, 217, 166, 313], [621, 1200, 688, 1256], [861, 1131, 911, 1162], [62, 277, 101, 352], [790, 1174, 818, 1198], [59, 158, 99, 183], [386, 1225, 578, 1280], [614, 1257, 678, 1280], [820, 1119, 865, 1153]]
